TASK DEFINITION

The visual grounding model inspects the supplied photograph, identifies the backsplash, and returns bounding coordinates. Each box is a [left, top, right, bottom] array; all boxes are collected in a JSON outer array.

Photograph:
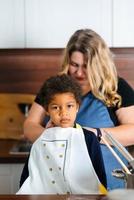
[[0, 48, 133, 95], [0, 48, 133, 139]]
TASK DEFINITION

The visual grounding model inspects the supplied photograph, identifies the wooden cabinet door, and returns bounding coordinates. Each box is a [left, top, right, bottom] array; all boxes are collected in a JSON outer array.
[[0, 164, 24, 194]]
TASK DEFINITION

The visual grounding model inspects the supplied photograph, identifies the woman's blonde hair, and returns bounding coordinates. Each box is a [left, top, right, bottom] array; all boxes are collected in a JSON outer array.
[[61, 29, 121, 107]]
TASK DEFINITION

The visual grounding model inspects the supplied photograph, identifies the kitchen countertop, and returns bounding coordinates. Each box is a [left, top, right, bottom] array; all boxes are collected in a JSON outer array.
[[1, 139, 134, 164], [0, 194, 105, 200], [0, 139, 28, 163]]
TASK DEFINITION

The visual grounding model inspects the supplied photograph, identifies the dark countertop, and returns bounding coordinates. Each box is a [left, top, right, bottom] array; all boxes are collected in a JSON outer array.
[[0, 139, 28, 163], [0, 194, 105, 200], [1, 139, 133, 164]]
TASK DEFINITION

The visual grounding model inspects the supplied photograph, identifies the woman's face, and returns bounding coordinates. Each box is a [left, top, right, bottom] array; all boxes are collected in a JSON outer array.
[[68, 51, 90, 95]]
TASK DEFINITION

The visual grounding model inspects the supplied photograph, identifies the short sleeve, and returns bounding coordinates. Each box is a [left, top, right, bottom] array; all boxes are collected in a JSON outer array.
[[34, 84, 45, 107], [35, 91, 43, 106], [118, 77, 134, 107]]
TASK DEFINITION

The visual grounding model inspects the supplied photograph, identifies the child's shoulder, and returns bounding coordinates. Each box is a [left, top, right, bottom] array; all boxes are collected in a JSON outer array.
[[82, 127, 99, 146], [82, 127, 97, 137]]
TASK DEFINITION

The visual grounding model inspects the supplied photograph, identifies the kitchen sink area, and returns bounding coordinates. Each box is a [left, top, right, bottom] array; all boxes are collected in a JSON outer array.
[[9, 140, 32, 155]]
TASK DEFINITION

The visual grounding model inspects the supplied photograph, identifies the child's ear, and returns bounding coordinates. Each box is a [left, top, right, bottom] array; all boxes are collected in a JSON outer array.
[[44, 108, 50, 116], [76, 103, 80, 112], [46, 111, 50, 116]]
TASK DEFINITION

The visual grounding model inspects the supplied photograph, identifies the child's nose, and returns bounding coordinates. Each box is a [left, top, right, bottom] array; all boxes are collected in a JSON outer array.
[[60, 108, 68, 116]]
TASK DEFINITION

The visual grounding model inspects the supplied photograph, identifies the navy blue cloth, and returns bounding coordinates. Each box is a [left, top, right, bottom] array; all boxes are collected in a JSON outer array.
[[20, 155, 29, 187], [83, 128, 107, 188]]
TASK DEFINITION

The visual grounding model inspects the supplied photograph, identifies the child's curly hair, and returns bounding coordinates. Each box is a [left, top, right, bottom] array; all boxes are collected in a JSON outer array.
[[40, 74, 82, 110]]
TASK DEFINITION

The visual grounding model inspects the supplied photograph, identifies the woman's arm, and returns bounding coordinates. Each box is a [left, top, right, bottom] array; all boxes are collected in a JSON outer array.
[[23, 102, 46, 143], [101, 105, 134, 146]]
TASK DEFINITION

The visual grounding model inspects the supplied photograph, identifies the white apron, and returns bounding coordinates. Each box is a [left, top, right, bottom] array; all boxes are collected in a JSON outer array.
[[17, 127, 101, 194]]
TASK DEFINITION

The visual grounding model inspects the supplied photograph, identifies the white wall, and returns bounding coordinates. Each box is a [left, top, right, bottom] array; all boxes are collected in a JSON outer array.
[[0, 0, 134, 48], [0, 0, 25, 48], [112, 0, 134, 47], [25, 0, 112, 47]]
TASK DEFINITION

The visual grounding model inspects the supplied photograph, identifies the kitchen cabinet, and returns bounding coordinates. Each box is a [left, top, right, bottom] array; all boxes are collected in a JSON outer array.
[[113, 0, 134, 47], [0, 0, 25, 48], [0, 164, 24, 194], [0, 0, 112, 48], [25, 0, 112, 47], [0, 0, 134, 48]]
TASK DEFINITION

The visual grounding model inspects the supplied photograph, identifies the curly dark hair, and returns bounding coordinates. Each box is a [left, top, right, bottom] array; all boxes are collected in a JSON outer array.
[[40, 74, 82, 110]]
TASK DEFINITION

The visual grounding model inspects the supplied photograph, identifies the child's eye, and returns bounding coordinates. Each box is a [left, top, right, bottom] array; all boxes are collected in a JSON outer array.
[[51, 105, 59, 110], [67, 104, 74, 108]]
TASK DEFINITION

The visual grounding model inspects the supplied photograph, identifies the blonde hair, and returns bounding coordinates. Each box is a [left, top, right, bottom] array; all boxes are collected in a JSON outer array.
[[61, 29, 121, 107]]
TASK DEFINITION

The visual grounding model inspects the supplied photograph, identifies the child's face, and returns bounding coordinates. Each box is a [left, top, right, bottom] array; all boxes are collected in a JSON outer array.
[[46, 92, 79, 128]]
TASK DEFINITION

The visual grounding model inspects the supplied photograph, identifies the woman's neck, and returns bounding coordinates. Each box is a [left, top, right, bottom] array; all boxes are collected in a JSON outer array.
[[82, 87, 91, 96]]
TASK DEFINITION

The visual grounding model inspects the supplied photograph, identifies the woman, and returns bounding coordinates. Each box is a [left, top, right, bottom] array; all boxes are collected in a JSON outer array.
[[23, 29, 134, 190]]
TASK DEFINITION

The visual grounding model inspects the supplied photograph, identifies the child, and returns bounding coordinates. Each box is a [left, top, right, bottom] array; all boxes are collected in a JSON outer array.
[[17, 74, 107, 194]]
